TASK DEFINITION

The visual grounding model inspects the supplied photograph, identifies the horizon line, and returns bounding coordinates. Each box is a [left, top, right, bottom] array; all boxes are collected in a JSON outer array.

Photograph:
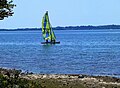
[[0, 24, 120, 30]]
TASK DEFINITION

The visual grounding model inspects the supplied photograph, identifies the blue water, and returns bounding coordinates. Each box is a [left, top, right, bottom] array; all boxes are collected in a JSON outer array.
[[0, 29, 120, 77]]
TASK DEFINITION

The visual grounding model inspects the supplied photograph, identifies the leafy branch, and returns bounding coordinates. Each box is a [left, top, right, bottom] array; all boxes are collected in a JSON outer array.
[[0, 0, 16, 20]]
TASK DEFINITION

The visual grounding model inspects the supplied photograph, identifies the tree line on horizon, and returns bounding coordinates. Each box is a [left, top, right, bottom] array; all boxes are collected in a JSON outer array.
[[1, 25, 120, 31], [54, 25, 120, 30]]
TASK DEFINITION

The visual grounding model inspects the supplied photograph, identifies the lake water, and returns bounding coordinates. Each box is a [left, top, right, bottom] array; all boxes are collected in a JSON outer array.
[[0, 29, 120, 77]]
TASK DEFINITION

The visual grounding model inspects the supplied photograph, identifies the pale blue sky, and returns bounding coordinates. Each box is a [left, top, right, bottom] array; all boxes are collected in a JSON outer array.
[[0, 0, 120, 29]]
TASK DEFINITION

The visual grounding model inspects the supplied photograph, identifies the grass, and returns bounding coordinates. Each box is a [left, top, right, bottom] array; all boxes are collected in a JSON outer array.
[[0, 68, 120, 88], [0, 74, 42, 88]]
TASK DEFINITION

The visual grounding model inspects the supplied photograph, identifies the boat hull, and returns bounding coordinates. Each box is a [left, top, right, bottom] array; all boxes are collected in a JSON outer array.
[[41, 41, 60, 44]]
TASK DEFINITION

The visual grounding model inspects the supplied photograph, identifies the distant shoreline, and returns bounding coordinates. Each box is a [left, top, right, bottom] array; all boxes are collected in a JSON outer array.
[[1, 24, 120, 31]]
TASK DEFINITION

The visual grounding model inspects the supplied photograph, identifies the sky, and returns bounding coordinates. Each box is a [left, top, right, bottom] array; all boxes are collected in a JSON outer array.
[[0, 0, 120, 29]]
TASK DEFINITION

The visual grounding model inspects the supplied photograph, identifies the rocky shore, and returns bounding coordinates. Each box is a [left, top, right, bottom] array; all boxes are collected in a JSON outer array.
[[0, 68, 120, 88]]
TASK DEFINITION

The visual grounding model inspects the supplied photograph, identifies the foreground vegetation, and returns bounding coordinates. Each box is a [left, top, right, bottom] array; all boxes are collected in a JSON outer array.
[[0, 68, 42, 88], [0, 68, 120, 88]]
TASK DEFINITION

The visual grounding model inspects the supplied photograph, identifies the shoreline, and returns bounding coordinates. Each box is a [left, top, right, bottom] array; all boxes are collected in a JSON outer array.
[[0, 68, 120, 88], [1, 24, 120, 31]]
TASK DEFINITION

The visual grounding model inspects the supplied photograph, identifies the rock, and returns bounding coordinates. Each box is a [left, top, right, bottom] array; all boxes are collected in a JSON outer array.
[[78, 75, 84, 78]]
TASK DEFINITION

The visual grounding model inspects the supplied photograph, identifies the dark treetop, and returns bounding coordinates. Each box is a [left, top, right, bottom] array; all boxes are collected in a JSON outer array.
[[0, 0, 16, 20]]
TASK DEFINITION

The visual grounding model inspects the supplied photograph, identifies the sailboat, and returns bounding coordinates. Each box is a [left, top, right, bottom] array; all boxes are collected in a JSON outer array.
[[41, 11, 60, 44]]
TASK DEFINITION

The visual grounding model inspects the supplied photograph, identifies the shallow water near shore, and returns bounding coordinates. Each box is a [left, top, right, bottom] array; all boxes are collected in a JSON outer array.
[[0, 29, 120, 77]]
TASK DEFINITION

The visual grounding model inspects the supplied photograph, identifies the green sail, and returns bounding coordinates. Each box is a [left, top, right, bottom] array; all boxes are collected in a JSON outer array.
[[42, 11, 56, 42], [50, 27, 56, 41]]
